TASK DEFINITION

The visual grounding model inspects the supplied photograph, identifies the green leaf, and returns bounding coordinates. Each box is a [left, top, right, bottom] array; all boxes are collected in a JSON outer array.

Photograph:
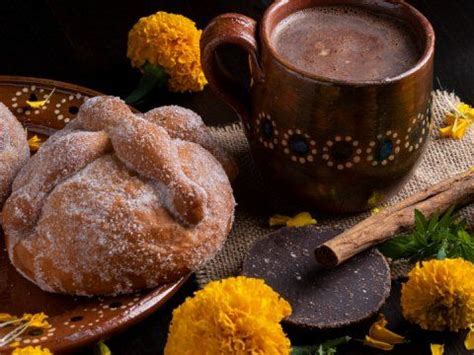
[[125, 63, 168, 105], [414, 209, 428, 232], [378, 207, 474, 263], [378, 234, 423, 259]]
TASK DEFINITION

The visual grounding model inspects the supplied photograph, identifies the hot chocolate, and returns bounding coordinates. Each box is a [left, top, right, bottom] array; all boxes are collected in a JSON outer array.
[[272, 5, 421, 81]]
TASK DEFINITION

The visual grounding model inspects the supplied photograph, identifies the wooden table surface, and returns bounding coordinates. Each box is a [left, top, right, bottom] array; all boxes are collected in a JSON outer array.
[[0, 0, 473, 354]]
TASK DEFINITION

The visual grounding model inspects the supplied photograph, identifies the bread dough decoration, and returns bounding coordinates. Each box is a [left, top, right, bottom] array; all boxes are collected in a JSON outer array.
[[0, 103, 30, 207], [2, 96, 236, 296]]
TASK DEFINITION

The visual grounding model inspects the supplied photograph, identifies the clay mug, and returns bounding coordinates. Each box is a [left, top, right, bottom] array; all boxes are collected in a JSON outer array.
[[201, 0, 435, 213]]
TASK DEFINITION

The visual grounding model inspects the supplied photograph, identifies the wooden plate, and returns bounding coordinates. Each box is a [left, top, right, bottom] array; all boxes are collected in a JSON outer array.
[[0, 76, 189, 353]]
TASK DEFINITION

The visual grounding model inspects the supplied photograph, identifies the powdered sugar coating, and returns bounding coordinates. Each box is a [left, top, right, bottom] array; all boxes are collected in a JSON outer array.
[[145, 106, 238, 181], [3, 96, 235, 296], [0, 102, 30, 207]]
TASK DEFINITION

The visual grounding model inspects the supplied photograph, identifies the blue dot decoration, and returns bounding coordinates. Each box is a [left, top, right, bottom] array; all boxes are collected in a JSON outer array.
[[289, 134, 309, 156], [376, 139, 393, 161], [261, 119, 273, 139]]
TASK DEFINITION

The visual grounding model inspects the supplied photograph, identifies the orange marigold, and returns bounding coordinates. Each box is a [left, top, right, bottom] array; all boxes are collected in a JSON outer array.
[[127, 12, 207, 93], [164, 276, 292, 354]]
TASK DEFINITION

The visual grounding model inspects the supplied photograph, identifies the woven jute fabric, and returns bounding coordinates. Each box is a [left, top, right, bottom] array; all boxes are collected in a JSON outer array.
[[197, 90, 474, 286]]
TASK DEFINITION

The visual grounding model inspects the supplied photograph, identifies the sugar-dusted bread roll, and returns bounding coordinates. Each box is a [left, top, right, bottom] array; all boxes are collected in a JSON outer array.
[[0, 103, 30, 207], [3, 97, 235, 296]]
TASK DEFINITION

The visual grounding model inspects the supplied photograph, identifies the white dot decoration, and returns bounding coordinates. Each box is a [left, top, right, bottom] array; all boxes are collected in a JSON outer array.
[[365, 130, 402, 165], [281, 129, 317, 164], [255, 112, 279, 150], [323, 135, 361, 170], [404, 109, 430, 152]]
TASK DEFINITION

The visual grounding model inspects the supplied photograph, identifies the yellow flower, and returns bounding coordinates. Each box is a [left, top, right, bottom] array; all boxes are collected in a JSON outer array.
[[269, 212, 317, 227], [127, 12, 207, 93], [465, 326, 474, 351], [164, 276, 292, 355], [430, 344, 444, 355], [28, 135, 43, 152], [12, 346, 52, 355], [439, 102, 473, 139], [401, 258, 474, 331]]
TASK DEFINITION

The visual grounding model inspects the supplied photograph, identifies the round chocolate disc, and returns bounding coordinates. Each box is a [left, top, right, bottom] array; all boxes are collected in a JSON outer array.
[[242, 226, 391, 330]]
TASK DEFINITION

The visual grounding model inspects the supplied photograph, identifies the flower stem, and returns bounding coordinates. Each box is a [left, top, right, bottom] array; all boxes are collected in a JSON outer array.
[[125, 63, 168, 105]]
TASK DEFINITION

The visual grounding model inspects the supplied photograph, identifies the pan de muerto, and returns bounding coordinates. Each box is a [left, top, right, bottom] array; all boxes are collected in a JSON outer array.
[[0, 102, 29, 207], [2, 96, 235, 296]]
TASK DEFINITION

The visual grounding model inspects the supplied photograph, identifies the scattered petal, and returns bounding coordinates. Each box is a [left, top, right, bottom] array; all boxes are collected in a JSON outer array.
[[286, 212, 317, 227], [269, 214, 291, 227], [26, 88, 55, 108], [368, 314, 405, 345], [269, 212, 317, 227], [371, 207, 381, 215], [439, 101, 473, 139], [9, 341, 20, 348], [28, 135, 43, 152], [465, 327, 474, 351], [97, 341, 112, 355], [430, 344, 444, 355], [12, 346, 53, 355], [363, 335, 393, 351]]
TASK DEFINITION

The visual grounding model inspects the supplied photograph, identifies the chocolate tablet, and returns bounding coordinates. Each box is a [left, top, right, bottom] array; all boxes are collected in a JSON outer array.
[[242, 227, 391, 330]]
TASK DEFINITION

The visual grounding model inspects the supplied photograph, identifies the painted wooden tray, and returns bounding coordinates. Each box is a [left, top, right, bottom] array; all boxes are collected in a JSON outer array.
[[0, 76, 189, 353]]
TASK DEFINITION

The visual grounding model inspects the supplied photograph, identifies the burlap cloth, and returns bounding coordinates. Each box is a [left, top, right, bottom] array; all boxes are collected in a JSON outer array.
[[198, 90, 474, 286]]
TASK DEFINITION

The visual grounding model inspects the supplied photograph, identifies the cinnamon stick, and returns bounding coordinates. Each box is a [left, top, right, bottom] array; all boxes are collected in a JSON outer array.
[[314, 170, 474, 268]]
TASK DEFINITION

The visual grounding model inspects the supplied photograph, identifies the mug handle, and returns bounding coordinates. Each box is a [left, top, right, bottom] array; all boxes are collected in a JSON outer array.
[[201, 14, 264, 131]]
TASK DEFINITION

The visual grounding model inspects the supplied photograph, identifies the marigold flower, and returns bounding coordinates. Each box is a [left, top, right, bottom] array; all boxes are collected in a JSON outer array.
[[164, 276, 292, 355], [401, 258, 474, 331], [11, 346, 52, 355], [127, 12, 207, 93]]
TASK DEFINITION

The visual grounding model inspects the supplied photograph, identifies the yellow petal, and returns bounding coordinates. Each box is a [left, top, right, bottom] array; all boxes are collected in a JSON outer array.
[[0, 313, 17, 322], [371, 207, 381, 215], [465, 327, 474, 351], [26, 99, 48, 108], [451, 118, 471, 139], [9, 341, 20, 348], [28, 135, 43, 152], [26, 88, 55, 109], [363, 335, 394, 351], [457, 103, 474, 121], [369, 323, 405, 345], [97, 341, 112, 355], [269, 214, 291, 227], [470, 166, 474, 172], [27, 313, 49, 329], [439, 125, 454, 138], [431, 343, 444, 355], [286, 212, 317, 227]]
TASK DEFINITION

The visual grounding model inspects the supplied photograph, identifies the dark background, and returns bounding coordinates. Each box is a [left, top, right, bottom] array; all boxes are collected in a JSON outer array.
[[0, 1, 473, 354]]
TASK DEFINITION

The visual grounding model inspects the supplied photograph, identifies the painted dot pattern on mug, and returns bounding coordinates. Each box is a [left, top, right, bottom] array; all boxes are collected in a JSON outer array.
[[254, 109, 431, 168]]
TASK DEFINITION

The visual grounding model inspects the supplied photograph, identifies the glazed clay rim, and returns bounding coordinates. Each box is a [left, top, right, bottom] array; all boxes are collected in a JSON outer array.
[[261, 0, 435, 86]]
